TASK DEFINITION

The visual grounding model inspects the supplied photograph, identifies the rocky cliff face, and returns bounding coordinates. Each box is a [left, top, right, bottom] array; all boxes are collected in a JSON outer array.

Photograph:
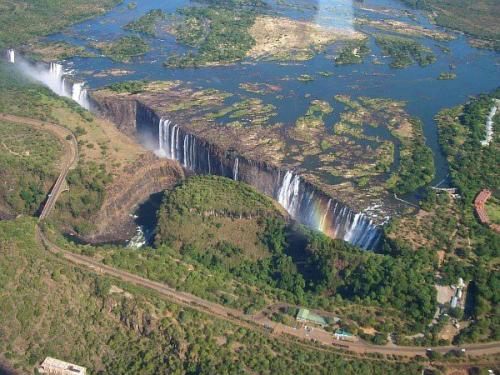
[[89, 90, 384, 249], [83, 153, 184, 244], [90, 93, 137, 136]]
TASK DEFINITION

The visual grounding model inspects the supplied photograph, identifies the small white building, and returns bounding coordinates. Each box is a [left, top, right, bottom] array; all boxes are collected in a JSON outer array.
[[38, 357, 86, 375]]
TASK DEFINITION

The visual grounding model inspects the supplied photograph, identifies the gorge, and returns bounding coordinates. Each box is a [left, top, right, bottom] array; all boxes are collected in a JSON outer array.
[[5, 50, 383, 250]]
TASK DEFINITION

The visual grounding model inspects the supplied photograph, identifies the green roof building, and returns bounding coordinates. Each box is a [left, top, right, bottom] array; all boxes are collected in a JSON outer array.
[[296, 308, 328, 326]]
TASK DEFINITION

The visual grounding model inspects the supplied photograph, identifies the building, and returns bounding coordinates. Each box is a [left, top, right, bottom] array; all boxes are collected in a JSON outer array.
[[335, 329, 355, 341], [38, 357, 86, 375], [474, 189, 500, 233], [296, 308, 328, 326]]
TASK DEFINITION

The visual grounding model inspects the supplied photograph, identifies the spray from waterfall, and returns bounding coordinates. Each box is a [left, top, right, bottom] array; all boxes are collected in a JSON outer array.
[[275, 171, 381, 250], [5, 50, 90, 109], [156, 116, 381, 250]]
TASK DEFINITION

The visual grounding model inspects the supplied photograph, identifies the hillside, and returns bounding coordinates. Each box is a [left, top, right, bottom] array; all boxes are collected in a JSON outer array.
[[0, 218, 425, 374]]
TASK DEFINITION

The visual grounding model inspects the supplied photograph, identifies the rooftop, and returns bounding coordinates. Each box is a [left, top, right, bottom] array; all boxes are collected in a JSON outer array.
[[38, 357, 86, 375], [296, 308, 328, 326]]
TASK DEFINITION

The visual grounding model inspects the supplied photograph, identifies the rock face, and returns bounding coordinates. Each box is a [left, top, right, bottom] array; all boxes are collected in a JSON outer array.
[[91, 94, 137, 135], [90, 90, 382, 249], [84, 153, 184, 244]]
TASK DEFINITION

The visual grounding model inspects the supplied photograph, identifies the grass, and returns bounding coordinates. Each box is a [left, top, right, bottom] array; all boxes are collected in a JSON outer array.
[[484, 194, 500, 225], [0, 0, 122, 49], [0, 120, 63, 216]]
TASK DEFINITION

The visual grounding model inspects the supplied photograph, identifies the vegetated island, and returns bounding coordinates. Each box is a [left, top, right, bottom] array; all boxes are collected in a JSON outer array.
[[399, 0, 500, 51], [163, 1, 364, 67], [123, 9, 166, 36], [92, 35, 149, 63]]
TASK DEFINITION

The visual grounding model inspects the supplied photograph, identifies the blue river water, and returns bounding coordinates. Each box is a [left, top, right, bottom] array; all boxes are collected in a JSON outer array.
[[43, 0, 500, 187]]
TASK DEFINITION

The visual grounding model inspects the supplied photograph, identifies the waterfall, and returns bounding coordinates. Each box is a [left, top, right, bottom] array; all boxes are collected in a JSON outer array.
[[233, 158, 239, 181], [275, 171, 381, 250], [155, 117, 381, 250], [7, 53, 90, 109], [7, 49, 15, 63]]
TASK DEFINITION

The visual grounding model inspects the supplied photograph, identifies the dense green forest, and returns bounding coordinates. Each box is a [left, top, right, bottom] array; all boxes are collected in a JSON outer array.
[[334, 40, 370, 66], [124, 9, 166, 36], [93, 35, 149, 63], [0, 0, 122, 48], [165, 5, 257, 67], [389, 118, 435, 194], [1, 218, 426, 374], [146, 176, 438, 333], [375, 35, 436, 68], [0, 121, 62, 217], [434, 89, 500, 343], [399, 0, 500, 50]]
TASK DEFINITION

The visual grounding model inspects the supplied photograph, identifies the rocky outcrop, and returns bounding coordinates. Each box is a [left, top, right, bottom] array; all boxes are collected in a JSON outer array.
[[83, 153, 184, 243], [90, 93, 138, 135]]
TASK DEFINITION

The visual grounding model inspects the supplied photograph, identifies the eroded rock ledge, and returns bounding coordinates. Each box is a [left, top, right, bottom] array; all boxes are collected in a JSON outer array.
[[83, 152, 184, 244]]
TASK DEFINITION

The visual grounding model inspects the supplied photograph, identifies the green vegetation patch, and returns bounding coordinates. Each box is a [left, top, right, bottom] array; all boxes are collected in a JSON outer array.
[[436, 89, 499, 201], [165, 6, 256, 67], [0, 0, 122, 49], [207, 97, 276, 126], [400, 0, 500, 51], [107, 80, 148, 93], [2, 218, 427, 374], [485, 196, 500, 225], [21, 41, 94, 62], [123, 9, 166, 36], [375, 35, 436, 68], [295, 100, 333, 129], [93, 35, 149, 62], [0, 120, 63, 215], [334, 39, 370, 66], [155, 176, 282, 268]]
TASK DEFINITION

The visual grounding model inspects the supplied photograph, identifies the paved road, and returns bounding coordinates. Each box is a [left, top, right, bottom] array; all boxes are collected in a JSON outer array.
[[0, 114, 78, 220], [13, 112, 498, 361]]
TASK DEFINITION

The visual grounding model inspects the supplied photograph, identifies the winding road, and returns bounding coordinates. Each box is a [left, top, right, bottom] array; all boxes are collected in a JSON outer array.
[[7, 114, 498, 361]]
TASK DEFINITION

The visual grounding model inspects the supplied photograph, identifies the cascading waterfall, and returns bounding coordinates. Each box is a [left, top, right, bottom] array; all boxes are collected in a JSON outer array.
[[233, 158, 239, 181], [156, 116, 381, 249], [5, 51, 90, 110], [7, 49, 15, 63], [275, 171, 381, 250]]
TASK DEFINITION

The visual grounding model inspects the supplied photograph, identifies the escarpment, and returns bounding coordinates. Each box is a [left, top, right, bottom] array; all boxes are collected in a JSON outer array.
[[84, 153, 184, 243], [89, 85, 399, 249]]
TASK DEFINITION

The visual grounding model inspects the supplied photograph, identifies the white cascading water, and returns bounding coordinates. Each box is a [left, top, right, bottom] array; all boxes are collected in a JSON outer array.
[[8, 49, 15, 63], [276, 170, 380, 250], [233, 158, 239, 181], [156, 117, 381, 250], [158, 118, 197, 170], [5, 52, 90, 109]]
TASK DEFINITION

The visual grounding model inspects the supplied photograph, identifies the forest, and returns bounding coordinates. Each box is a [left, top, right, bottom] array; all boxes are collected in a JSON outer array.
[[165, 4, 257, 67], [0, 218, 426, 374], [434, 88, 500, 343]]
